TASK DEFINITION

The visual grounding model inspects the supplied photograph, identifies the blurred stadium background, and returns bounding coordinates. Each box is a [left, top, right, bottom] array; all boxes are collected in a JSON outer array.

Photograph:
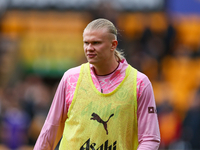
[[0, 0, 200, 149]]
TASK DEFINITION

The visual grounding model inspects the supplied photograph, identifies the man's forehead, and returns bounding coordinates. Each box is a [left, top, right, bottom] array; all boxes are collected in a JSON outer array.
[[83, 34, 103, 42]]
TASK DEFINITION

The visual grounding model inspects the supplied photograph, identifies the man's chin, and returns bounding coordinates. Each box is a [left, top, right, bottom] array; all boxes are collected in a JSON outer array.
[[87, 60, 96, 64]]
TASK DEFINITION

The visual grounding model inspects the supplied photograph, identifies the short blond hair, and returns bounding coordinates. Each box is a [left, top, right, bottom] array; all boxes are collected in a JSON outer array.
[[84, 18, 125, 61]]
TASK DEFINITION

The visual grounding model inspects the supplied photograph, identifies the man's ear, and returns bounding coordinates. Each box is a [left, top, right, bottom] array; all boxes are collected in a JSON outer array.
[[111, 40, 118, 51]]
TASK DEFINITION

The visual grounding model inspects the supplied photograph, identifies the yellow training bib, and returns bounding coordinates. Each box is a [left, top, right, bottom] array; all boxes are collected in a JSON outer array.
[[59, 63, 138, 150]]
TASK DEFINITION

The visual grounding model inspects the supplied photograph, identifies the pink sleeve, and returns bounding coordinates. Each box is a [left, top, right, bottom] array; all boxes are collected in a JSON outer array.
[[137, 72, 161, 150], [34, 73, 68, 150]]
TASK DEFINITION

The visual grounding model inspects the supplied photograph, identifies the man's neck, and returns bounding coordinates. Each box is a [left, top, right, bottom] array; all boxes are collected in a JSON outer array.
[[92, 60, 119, 76]]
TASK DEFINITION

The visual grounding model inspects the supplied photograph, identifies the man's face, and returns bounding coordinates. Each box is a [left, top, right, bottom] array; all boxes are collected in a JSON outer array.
[[83, 29, 116, 66]]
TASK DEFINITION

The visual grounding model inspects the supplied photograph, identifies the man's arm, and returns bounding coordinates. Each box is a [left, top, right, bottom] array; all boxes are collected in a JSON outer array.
[[34, 74, 68, 150], [137, 74, 160, 150]]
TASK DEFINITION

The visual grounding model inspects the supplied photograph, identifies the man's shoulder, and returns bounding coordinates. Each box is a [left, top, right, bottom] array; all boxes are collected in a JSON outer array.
[[137, 70, 148, 80], [63, 65, 82, 78], [127, 64, 150, 84], [128, 65, 149, 82], [137, 70, 151, 85]]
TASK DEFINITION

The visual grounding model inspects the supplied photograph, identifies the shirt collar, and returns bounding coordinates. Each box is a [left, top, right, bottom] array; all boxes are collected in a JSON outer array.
[[89, 58, 128, 78]]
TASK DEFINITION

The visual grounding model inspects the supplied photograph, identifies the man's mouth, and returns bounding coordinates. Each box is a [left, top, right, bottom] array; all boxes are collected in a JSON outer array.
[[87, 54, 96, 58]]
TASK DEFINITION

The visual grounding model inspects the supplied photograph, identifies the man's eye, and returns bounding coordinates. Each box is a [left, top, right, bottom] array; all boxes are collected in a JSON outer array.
[[84, 42, 89, 45], [94, 42, 100, 44]]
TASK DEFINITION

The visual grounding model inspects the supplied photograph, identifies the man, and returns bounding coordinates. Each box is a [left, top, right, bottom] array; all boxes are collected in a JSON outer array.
[[34, 18, 160, 150]]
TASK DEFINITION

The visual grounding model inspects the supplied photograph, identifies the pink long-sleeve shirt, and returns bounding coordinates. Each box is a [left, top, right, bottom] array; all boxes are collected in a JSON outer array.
[[34, 59, 160, 150]]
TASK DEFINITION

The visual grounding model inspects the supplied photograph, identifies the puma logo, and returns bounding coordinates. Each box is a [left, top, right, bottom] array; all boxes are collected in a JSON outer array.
[[90, 113, 114, 135]]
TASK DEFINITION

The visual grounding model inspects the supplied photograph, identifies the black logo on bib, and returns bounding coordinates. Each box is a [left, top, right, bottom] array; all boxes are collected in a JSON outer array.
[[80, 138, 117, 150], [90, 113, 114, 135]]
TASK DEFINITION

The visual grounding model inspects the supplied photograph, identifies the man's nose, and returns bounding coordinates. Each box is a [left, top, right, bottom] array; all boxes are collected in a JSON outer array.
[[87, 44, 94, 51]]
